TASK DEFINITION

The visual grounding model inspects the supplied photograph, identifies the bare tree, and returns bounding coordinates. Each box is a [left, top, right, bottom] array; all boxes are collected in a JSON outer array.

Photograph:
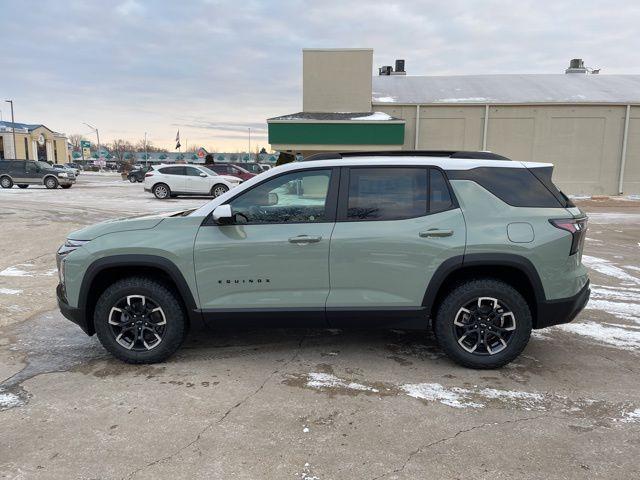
[[68, 134, 87, 149], [109, 139, 134, 163]]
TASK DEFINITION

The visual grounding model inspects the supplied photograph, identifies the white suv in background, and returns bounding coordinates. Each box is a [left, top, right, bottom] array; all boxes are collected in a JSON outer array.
[[144, 164, 242, 199]]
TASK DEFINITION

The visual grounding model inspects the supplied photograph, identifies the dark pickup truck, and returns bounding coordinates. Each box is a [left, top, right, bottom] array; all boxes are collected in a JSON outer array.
[[0, 160, 76, 189]]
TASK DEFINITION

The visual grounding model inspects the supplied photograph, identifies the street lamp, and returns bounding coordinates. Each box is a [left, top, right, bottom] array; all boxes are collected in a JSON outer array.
[[5, 100, 17, 159], [83, 122, 101, 161]]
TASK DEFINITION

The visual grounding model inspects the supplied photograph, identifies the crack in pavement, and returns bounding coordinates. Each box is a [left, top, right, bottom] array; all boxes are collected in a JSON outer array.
[[370, 414, 563, 480], [124, 334, 307, 480]]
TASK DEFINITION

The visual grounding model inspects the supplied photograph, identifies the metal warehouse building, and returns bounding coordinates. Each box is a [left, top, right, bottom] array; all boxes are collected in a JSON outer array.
[[268, 49, 640, 195]]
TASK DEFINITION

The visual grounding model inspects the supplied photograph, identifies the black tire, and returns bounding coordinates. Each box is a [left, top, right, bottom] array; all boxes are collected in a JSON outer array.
[[433, 279, 532, 369], [17, 184, 28, 189], [153, 183, 171, 199], [0, 176, 13, 189], [137, 178, 143, 183], [94, 277, 187, 364], [211, 183, 229, 197], [129, 175, 137, 183], [61, 184, 72, 189], [44, 176, 59, 189]]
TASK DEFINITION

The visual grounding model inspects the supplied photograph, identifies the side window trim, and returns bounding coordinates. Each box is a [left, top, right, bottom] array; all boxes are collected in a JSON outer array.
[[336, 165, 459, 222], [203, 166, 340, 226]]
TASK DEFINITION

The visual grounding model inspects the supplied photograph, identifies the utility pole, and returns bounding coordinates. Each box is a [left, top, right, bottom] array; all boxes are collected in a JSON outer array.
[[144, 132, 148, 166], [5, 100, 17, 159], [83, 122, 101, 163], [248, 127, 251, 161]]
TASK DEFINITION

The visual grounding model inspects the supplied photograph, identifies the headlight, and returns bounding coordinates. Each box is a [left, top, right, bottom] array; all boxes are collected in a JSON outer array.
[[57, 239, 89, 256], [57, 172, 68, 178]]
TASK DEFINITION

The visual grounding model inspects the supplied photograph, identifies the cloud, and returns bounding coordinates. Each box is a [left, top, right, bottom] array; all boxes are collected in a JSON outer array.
[[115, 0, 144, 17], [1, 0, 639, 149]]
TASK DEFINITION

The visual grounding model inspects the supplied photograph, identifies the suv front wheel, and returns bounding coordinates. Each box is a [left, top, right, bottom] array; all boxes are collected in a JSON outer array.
[[433, 279, 532, 369], [94, 277, 187, 364]]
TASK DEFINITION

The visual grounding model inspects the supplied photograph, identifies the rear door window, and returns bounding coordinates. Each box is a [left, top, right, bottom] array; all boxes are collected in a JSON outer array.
[[345, 168, 428, 221], [159, 166, 186, 176], [429, 169, 454, 213]]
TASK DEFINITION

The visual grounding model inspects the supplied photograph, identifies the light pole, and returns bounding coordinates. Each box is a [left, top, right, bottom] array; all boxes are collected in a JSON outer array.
[[5, 100, 17, 159], [83, 122, 101, 162], [248, 127, 251, 162], [144, 132, 148, 166]]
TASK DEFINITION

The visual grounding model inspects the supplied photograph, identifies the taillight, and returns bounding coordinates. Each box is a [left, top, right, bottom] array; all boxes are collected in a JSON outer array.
[[145, 172, 153, 177], [550, 217, 588, 256]]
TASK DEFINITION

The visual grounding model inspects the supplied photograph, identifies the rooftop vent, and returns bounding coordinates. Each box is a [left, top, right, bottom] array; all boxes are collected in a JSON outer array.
[[565, 58, 587, 74], [378, 60, 407, 76]]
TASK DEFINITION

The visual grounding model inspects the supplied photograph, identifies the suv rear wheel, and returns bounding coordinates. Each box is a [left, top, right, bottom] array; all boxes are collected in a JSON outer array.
[[0, 176, 13, 188], [94, 277, 187, 364], [153, 183, 170, 199], [433, 279, 532, 369], [44, 176, 59, 189]]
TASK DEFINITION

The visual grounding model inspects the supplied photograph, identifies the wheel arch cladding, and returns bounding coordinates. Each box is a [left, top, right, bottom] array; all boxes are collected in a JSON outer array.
[[79, 255, 199, 335], [423, 253, 545, 328]]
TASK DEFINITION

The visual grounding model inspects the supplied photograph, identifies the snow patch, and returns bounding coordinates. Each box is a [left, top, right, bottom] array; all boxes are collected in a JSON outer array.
[[0, 390, 23, 410], [401, 383, 483, 409], [582, 256, 640, 285], [372, 95, 396, 103], [435, 97, 490, 103], [351, 112, 393, 121], [555, 322, 640, 350], [619, 408, 640, 423], [0, 265, 34, 277], [306, 372, 379, 393], [0, 288, 22, 295]]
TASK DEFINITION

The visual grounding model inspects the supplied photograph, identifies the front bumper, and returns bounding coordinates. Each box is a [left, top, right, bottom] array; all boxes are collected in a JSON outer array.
[[59, 177, 76, 185], [57, 283, 92, 335], [535, 280, 590, 329]]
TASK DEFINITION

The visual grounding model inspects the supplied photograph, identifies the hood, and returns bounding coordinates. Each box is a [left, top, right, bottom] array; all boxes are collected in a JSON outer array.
[[68, 210, 188, 240]]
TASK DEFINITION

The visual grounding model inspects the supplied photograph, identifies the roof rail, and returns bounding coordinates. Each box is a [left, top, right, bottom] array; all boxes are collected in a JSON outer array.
[[302, 150, 511, 161]]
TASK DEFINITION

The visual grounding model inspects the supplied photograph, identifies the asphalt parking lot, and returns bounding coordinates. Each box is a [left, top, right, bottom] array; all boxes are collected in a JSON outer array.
[[0, 173, 639, 479]]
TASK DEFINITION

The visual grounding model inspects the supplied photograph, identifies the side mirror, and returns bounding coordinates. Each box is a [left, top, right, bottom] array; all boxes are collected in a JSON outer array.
[[212, 204, 233, 223], [200, 172, 207, 177], [268, 192, 279, 205]]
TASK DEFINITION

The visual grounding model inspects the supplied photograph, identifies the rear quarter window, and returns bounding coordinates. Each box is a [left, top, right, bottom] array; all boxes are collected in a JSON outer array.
[[447, 167, 564, 208]]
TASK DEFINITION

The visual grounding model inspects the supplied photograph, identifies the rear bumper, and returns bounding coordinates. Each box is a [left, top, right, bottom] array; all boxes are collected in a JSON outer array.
[[535, 280, 590, 329], [57, 283, 92, 335]]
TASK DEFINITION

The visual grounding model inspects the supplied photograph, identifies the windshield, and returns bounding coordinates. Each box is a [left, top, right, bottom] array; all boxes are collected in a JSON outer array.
[[198, 166, 218, 176]]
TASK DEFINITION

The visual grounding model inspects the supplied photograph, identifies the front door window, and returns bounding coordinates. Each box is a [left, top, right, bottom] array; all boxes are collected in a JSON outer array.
[[229, 169, 332, 224]]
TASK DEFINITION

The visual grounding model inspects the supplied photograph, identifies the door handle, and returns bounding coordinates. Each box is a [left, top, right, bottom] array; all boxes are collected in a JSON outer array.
[[288, 235, 322, 244], [419, 229, 453, 238]]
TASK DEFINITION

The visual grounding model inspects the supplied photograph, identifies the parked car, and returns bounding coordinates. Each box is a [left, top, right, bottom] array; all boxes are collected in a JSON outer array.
[[1, 160, 76, 189], [56, 150, 589, 368], [238, 162, 267, 175], [207, 163, 256, 181], [52, 164, 79, 176], [65, 163, 83, 174], [143, 164, 241, 199], [127, 166, 151, 183]]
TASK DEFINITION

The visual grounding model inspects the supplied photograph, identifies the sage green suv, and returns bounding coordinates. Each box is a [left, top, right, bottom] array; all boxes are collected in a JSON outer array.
[[56, 151, 590, 369]]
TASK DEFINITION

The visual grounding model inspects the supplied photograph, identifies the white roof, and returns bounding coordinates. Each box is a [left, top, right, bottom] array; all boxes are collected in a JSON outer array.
[[372, 74, 640, 105], [192, 155, 551, 217]]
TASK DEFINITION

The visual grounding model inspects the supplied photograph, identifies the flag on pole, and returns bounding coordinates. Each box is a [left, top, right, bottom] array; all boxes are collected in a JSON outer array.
[[175, 130, 181, 150]]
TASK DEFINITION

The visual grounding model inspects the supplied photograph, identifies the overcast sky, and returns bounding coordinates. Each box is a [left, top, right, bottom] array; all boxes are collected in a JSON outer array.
[[1, 0, 639, 151]]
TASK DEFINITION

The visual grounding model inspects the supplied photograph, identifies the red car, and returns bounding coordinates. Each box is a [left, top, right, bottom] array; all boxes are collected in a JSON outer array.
[[207, 164, 255, 181]]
